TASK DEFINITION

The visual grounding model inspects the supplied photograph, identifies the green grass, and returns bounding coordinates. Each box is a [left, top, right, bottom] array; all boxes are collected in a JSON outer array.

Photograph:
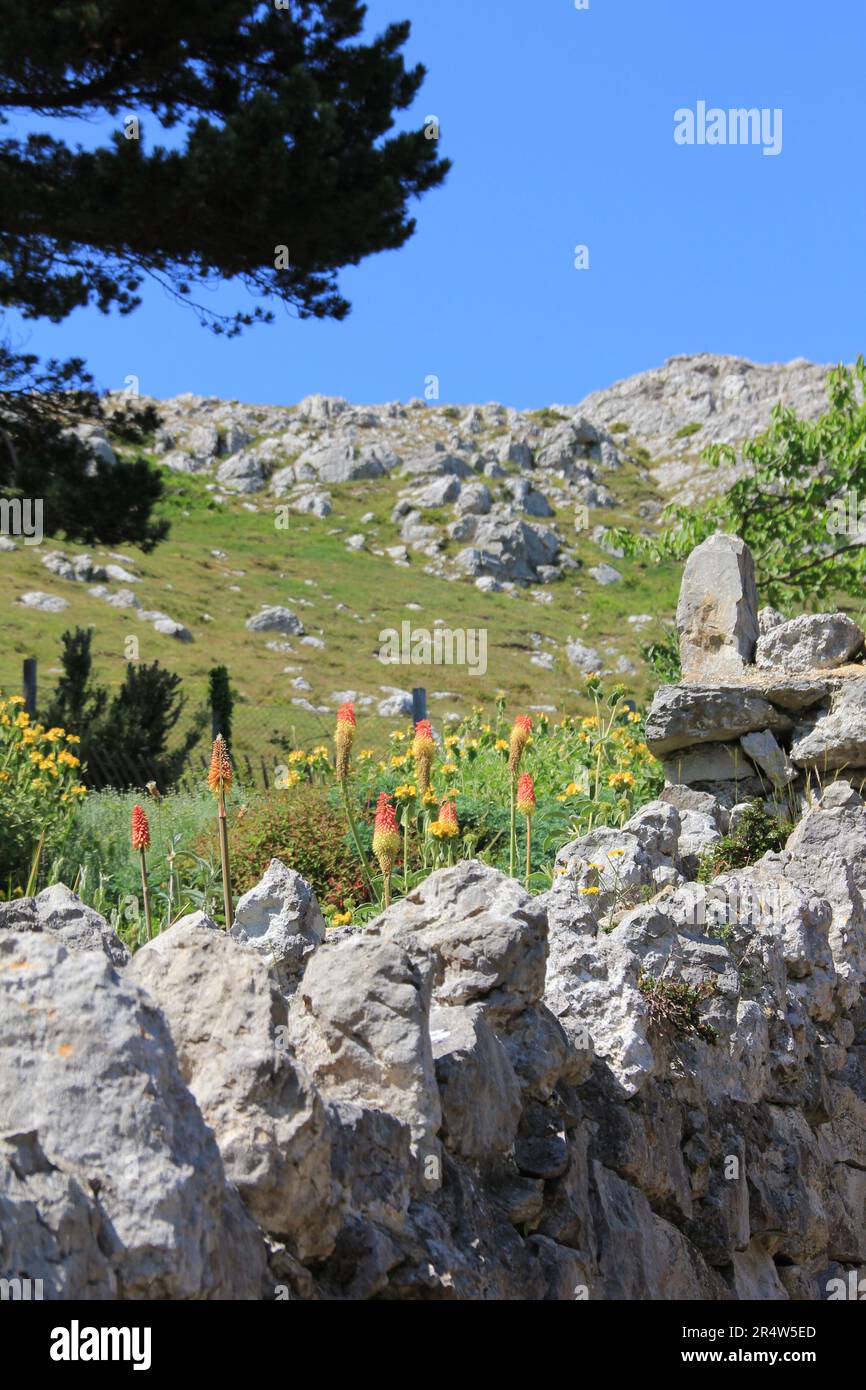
[[0, 432, 684, 777]]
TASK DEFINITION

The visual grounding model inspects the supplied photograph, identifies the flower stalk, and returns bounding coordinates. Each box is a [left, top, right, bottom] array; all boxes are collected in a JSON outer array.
[[208, 734, 234, 929], [334, 703, 377, 901], [131, 804, 154, 942], [372, 792, 401, 907], [516, 772, 536, 892]]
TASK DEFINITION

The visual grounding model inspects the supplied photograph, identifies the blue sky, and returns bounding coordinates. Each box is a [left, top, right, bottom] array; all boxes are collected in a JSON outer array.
[[5, 0, 865, 407]]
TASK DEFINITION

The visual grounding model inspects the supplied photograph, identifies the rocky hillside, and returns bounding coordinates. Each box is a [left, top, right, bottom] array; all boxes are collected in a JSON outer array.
[[0, 354, 838, 759], [576, 353, 835, 503], [3, 538, 866, 1301]]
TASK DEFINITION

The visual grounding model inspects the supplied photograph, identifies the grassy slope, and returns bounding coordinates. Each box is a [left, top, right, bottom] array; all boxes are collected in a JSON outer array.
[[0, 433, 684, 770]]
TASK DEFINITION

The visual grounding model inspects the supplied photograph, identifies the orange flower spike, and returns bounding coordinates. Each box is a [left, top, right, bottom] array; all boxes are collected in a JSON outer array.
[[372, 791, 401, 876], [439, 799, 459, 831], [334, 701, 356, 781], [208, 733, 233, 797], [516, 773, 536, 818], [412, 718, 435, 795], [131, 804, 151, 851], [508, 714, 533, 777]]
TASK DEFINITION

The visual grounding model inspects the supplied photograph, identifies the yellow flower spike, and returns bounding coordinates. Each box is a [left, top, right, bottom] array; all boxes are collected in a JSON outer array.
[[334, 703, 356, 781], [208, 733, 233, 797]]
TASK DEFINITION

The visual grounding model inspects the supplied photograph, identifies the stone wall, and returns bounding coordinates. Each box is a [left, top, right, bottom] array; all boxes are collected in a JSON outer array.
[[2, 794, 865, 1300], [647, 532, 866, 805]]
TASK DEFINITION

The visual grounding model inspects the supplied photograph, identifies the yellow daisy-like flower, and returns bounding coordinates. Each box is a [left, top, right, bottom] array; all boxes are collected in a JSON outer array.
[[628, 710, 642, 723], [422, 787, 438, 805], [65, 733, 80, 744], [288, 749, 307, 764], [608, 848, 626, 858], [444, 735, 459, 749], [57, 750, 80, 767], [44, 727, 65, 742], [9, 695, 25, 705], [394, 783, 417, 800], [0, 770, 10, 783], [495, 738, 508, 752], [358, 748, 374, 761], [579, 886, 601, 896], [331, 911, 352, 927], [441, 761, 458, 775], [389, 730, 407, 742], [390, 753, 408, 768]]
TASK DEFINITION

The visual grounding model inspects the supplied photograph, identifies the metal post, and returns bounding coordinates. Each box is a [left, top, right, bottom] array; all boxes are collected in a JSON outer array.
[[412, 687, 427, 724]]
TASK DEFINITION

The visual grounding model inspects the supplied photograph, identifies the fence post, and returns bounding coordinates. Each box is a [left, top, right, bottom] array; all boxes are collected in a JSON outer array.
[[23, 658, 37, 718], [412, 687, 427, 724]]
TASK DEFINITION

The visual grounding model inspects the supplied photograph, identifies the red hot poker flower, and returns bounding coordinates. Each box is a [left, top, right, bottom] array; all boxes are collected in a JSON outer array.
[[131, 804, 151, 851], [516, 773, 536, 817], [334, 702, 356, 780]]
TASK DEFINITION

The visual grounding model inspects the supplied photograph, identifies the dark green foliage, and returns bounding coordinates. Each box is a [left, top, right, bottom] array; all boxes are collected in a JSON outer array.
[[0, 348, 167, 550], [673, 421, 702, 440], [0, 0, 448, 548], [42, 627, 108, 732], [697, 800, 790, 881], [208, 665, 234, 750], [43, 628, 205, 789]]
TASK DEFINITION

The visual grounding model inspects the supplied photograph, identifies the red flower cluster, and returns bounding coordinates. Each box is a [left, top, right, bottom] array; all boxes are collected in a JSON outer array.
[[131, 804, 151, 851], [516, 773, 536, 817]]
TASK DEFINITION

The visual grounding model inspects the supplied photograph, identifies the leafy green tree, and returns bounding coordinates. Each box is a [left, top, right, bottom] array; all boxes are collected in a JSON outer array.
[[613, 357, 866, 609], [1, 0, 448, 546]]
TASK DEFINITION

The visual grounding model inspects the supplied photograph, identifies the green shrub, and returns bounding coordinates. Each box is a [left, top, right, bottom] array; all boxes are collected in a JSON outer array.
[[673, 421, 702, 441], [697, 800, 791, 880], [221, 785, 373, 910]]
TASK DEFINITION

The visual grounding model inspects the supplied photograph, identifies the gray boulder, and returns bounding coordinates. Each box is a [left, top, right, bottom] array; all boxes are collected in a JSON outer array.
[[790, 678, 866, 770], [128, 922, 337, 1262], [0, 932, 267, 1298], [230, 859, 326, 993], [755, 613, 864, 672], [0, 885, 129, 967], [646, 684, 792, 756], [245, 605, 305, 636], [216, 453, 266, 493], [289, 934, 442, 1159], [676, 533, 759, 681]]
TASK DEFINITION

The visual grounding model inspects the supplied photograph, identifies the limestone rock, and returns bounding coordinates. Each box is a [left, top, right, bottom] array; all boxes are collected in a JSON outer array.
[[245, 605, 305, 636], [377, 861, 548, 1023], [676, 533, 759, 681], [288, 934, 442, 1157], [0, 932, 266, 1298], [646, 684, 792, 756], [230, 859, 326, 992], [755, 612, 865, 672], [0, 885, 129, 966], [430, 1004, 523, 1158], [790, 678, 866, 770], [128, 922, 337, 1262]]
